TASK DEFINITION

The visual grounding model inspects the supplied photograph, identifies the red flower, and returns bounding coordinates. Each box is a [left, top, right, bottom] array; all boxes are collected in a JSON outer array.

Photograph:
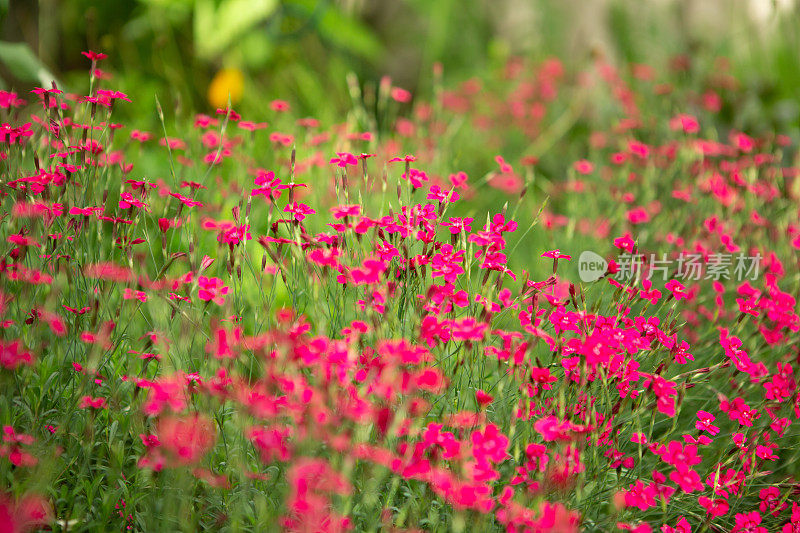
[[0, 492, 52, 532], [475, 389, 494, 407], [0, 340, 33, 369], [82, 50, 108, 61]]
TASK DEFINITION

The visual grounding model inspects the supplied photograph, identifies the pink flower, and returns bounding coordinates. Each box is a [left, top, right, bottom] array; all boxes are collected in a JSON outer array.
[[755, 443, 778, 461], [628, 140, 650, 159], [732, 132, 755, 152], [698, 496, 729, 518], [82, 50, 108, 61], [270, 99, 290, 112], [329, 152, 358, 168], [158, 414, 215, 465], [613, 233, 635, 252], [427, 185, 459, 203], [732, 511, 766, 533], [475, 389, 494, 406], [283, 202, 316, 222], [79, 396, 107, 409], [470, 424, 509, 463], [639, 279, 661, 305], [661, 441, 702, 469], [669, 114, 700, 134], [573, 160, 594, 174], [626, 207, 650, 224], [123, 288, 147, 302], [422, 424, 461, 459], [665, 280, 688, 300], [390, 87, 412, 103], [442, 217, 473, 234], [0, 340, 34, 369], [0, 492, 52, 531], [645, 375, 677, 417], [541, 249, 571, 260], [330, 204, 361, 219], [449, 171, 469, 189], [197, 276, 229, 305], [720, 396, 760, 427], [248, 425, 292, 463], [695, 411, 720, 435], [430, 244, 465, 283], [450, 317, 488, 342]]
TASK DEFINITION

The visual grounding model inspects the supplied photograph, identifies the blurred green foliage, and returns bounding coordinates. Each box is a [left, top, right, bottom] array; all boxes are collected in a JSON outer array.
[[0, 0, 797, 137]]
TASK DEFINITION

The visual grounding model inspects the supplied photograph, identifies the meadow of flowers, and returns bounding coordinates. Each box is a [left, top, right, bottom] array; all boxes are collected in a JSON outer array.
[[0, 50, 799, 532]]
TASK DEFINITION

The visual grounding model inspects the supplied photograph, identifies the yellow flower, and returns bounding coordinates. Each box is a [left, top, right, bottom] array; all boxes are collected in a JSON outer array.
[[207, 68, 244, 109]]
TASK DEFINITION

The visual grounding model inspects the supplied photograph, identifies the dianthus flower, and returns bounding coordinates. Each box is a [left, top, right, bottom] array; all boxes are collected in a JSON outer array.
[[197, 276, 229, 305]]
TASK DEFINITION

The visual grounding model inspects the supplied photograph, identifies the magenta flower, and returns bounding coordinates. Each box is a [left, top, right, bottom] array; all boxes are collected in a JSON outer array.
[[573, 159, 594, 174], [695, 411, 720, 435], [329, 152, 358, 168], [390, 87, 412, 103], [283, 202, 316, 222], [541, 249, 571, 260], [81, 50, 107, 61], [197, 276, 229, 306], [665, 279, 688, 300], [330, 204, 361, 219]]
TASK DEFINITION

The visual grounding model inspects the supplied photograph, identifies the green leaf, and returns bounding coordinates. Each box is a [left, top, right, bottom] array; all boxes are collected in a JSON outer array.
[[194, 0, 279, 59], [0, 41, 58, 86]]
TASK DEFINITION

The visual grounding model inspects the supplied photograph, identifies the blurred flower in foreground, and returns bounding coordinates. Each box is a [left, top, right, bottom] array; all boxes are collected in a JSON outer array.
[[208, 68, 244, 109]]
